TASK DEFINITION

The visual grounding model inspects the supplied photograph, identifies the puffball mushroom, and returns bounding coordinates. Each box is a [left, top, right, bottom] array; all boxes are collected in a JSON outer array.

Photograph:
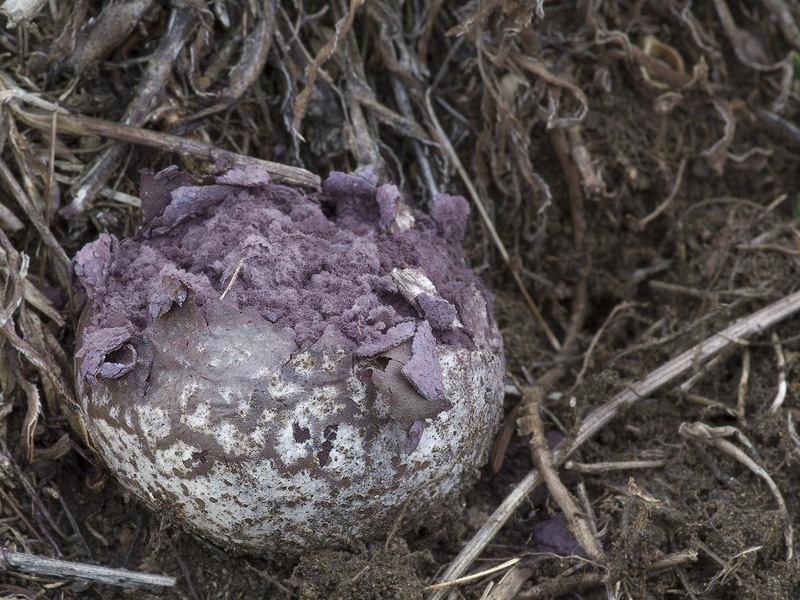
[[72, 165, 504, 555]]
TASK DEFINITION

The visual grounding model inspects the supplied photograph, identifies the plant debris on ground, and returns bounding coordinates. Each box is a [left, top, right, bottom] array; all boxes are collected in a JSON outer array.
[[1, 0, 800, 598]]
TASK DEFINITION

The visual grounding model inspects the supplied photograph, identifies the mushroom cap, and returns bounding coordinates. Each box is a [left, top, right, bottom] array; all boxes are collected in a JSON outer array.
[[73, 167, 504, 554]]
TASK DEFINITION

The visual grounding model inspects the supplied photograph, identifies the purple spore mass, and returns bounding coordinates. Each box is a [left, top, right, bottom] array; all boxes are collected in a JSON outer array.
[[77, 167, 487, 351], [75, 167, 496, 443]]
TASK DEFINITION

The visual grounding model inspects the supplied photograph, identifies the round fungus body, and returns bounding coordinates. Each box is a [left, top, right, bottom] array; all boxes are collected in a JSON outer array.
[[72, 165, 505, 555]]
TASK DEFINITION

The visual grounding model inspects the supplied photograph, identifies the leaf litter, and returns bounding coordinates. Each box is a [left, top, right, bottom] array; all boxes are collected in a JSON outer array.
[[1, 0, 800, 598]]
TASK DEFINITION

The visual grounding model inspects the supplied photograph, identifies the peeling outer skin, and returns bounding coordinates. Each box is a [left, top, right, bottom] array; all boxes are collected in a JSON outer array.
[[73, 167, 505, 556]]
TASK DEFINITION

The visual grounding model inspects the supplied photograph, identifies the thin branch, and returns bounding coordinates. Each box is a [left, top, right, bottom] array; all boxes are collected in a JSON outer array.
[[768, 331, 787, 413], [8, 104, 320, 190], [565, 458, 669, 474], [518, 390, 604, 561]]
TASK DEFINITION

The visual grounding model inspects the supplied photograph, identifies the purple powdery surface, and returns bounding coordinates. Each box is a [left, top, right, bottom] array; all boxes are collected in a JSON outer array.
[[73, 167, 493, 418], [76, 167, 488, 350], [432, 193, 470, 243]]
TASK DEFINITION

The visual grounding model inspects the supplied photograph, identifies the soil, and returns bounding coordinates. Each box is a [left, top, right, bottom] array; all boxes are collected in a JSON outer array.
[[2, 1, 800, 599]]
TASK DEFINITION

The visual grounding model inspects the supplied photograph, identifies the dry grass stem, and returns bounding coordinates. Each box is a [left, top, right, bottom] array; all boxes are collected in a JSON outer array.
[[8, 103, 321, 189], [517, 390, 604, 562], [736, 348, 750, 426], [0, 549, 176, 588], [565, 459, 669, 474], [291, 0, 361, 136], [422, 557, 520, 592], [64, 5, 200, 215]]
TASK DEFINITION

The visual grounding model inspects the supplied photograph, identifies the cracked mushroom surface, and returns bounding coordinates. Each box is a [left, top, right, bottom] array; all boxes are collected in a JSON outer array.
[[72, 165, 505, 555]]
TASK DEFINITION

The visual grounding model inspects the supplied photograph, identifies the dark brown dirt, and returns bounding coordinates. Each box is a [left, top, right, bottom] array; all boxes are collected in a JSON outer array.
[[3, 1, 800, 599]]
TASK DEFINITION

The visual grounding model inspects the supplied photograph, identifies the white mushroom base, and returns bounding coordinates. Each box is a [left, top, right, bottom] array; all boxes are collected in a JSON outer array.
[[78, 298, 504, 555]]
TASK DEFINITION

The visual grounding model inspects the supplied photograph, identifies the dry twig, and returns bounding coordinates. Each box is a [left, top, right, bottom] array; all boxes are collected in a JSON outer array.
[[7, 103, 320, 189], [291, 0, 361, 137], [565, 458, 669, 474], [516, 550, 697, 600], [768, 332, 787, 413], [189, 1, 277, 122]]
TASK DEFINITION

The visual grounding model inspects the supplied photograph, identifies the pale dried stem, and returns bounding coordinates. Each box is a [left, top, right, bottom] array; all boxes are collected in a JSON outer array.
[[189, 0, 277, 122], [566, 126, 604, 196], [292, 0, 361, 135], [768, 331, 787, 413], [759, 0, 800, 52], [0, 156, 70, 287], [0, 549, 176, 588], [66, 5, 200, 216], [565, 459, 668, 474], [485, 562, 538, 600], [736, 349, 750, 426], [7, 103, 320, 189], [423, 557, 520, 592]]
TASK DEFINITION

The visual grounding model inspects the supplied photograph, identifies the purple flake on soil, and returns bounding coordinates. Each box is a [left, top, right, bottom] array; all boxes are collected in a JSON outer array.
[[355, 321, 416, 358], [533, 512, 582, 556], [432, 193, 470, 243], [376, 183, 401, 230], [402, 321, 449, 406], [547, 430, 565, 449], [418, 292, 457, 330], [406, 420, 425, 454]]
